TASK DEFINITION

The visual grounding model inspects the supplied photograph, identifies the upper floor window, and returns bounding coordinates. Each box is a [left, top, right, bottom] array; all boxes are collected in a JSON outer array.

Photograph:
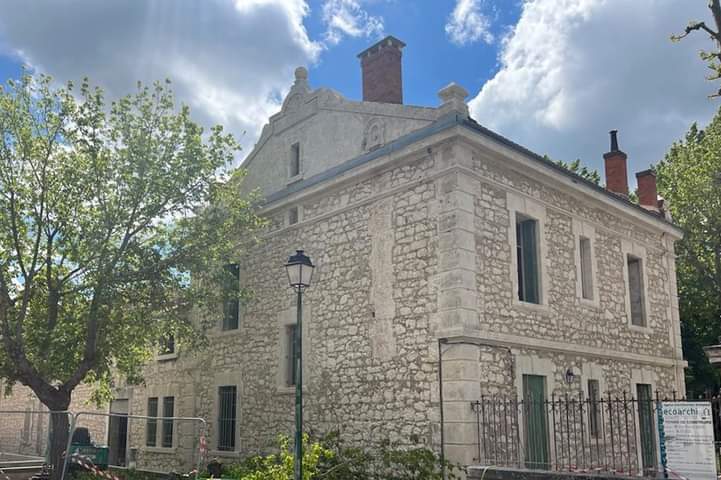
[[159, 335, 175, 356], [223, 263, 240, 331], [516, 214, 540, 304], [627, 255, 646, 326], [285, 324, 297, 386], [579, 237, 594, 300], [288, 206, 299, 225], [290, 143, 300, 177]]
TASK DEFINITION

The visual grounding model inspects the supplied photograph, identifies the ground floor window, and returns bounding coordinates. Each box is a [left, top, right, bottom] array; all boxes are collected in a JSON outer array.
[[161, 396, 174, 448], [217, 385, 237, 451], [146, 397, 158, 447]]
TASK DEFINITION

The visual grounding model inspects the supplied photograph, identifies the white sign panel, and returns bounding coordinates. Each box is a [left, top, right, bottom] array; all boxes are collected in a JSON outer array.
[[660, 401, 717, 480]]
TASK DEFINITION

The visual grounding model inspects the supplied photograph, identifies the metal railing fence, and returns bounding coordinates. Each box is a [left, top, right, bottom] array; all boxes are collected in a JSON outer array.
[[471, 391, 714, 477]]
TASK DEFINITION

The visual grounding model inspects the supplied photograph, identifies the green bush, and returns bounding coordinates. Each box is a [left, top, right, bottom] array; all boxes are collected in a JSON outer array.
[[214, 432, 460, 480]]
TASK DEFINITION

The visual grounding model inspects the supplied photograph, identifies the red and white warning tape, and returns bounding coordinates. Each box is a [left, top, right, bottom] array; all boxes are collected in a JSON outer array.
[[68, 454, 120, 480]]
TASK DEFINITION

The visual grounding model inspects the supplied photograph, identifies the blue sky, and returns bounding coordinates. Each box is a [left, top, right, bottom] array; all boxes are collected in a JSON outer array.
[[0, 0, 715, 187]]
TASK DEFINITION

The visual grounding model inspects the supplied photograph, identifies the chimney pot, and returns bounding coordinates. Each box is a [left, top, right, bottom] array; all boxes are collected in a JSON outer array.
[[603, 130, 629, 196], [636, 169, 659, 210], [357, 35, 405, 104]]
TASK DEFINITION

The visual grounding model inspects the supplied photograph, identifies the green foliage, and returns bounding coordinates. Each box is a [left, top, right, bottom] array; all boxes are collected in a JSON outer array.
[[656, 111, 721, 395], [0, 71, 264, 407], [215, 433, 460, 480], [544, 155, 601, 185]]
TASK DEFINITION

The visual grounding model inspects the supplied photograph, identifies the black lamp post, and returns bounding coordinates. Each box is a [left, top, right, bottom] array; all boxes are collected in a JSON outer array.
[[285, 250, 314, 480]]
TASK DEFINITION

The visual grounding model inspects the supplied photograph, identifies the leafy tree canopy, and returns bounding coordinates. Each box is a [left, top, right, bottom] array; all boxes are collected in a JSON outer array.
[[656, 110, 721, 395], [544, 155, 602, 185], [0, 72, 263, 410]]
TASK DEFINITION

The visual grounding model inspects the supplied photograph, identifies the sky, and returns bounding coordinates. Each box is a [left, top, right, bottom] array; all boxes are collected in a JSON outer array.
[[0, 0, 716, 188]]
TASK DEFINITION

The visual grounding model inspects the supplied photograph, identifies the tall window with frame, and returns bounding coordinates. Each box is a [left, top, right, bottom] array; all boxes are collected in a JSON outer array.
[[290, 143, 300, 177], [146, 397, 158, 447], [217, 386, 237, 451], [161, 396, 174, 448], [579, 237, 594, 300], [223, 263, 240, 331], [587, 379, 600, 438], [286, 324, 298, 386], [516, 214, 540, 304], [627, 255, 646, 326]]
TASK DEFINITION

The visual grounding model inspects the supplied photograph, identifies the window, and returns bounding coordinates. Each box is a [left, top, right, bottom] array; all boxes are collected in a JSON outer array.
[[627, 255, 646, 326], [588, 379, 600, 438], [286, 324, 297, 386], [579, 237, 593, 300], [146, 397, 158, 447], [161, 396, 174, 448], [159, 335, 175, 356], [223, 263, 240, 331], [516, 214, 540, 304], [290, 143, 300, 177], [288, 206, 299, 225], [217, 386, 237, 451]]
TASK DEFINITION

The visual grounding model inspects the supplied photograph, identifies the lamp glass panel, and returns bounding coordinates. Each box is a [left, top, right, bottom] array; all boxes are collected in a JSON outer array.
[[287, 263, 302, 287]]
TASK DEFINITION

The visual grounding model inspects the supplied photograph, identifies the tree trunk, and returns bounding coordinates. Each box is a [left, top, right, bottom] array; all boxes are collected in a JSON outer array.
[[38, 391, 71, 480], [49, 411, 70, 480]]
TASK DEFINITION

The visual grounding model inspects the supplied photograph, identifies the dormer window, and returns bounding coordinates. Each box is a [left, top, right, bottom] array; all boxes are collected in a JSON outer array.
[[290, 143, 301, 177]]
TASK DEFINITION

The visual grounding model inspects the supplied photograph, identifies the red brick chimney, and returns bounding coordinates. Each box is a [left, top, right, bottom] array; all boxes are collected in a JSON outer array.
[[636, 169, 658, 210], [357, 36, 405, 104], [603, 130, 629, 197]]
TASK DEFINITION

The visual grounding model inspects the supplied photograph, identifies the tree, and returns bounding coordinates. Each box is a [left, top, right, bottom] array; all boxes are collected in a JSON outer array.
[[545, 155, 602, 185], [656, 112, 721, 396], [0, 73, 263, 477], [673, 0, 721, 97]]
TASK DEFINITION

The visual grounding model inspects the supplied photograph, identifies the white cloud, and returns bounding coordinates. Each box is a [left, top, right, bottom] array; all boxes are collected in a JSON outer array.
[[469, 0, 717, 182], [0, 0, 322, 160], [321, 0, 385, 45], [445, 0, 494, 46]]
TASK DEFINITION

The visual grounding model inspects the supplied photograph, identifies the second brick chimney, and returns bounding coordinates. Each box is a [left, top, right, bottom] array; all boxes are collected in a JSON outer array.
[[357, 36, 405, 104], [636, 170, 659, 210], [603, 130, 629, 197]]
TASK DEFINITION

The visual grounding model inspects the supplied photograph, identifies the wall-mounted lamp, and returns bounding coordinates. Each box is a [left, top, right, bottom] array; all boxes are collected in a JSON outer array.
[[564, 367, 577, 384]]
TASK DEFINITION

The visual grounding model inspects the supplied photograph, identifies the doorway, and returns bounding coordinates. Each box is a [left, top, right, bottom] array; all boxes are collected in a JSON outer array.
[[636, 384, 657, 475], [108, 399, 129, 467], [523, 374, 549, 469]]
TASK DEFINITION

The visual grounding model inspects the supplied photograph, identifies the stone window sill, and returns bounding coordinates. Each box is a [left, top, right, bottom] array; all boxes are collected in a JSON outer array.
[[277, 385, 307, 395], [157, 352, 178, 362], [287, 174, 304, 185], [513, 300, 551, 314], [208, 449, 242, 459], [142, 446, 177, 454], [629, 322, 652, 333], [578, 297, 600, 309]]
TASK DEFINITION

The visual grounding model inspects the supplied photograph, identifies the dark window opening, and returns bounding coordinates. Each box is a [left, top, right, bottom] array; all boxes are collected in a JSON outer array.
[[588, 379, 600, 437], [146, 397, 158, 447], [627, 255, 646, 326], [217, 386, 237, 451], [159, 335, 175, 355], [161, 396, 174, 448], [288, 206, 299, 225], [580, 237, 593, 300], [286, 324, 297, 386], [290, 143, 300, 177], [223, 263, 240, 331], [516, 215, 540, 304]]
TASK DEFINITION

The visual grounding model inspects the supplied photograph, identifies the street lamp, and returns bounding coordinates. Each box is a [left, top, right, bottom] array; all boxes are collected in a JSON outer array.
[[285, 250, 314, 480]]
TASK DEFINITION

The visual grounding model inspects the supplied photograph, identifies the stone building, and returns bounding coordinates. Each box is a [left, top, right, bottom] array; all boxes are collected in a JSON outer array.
[[2, 36, 686, 474]]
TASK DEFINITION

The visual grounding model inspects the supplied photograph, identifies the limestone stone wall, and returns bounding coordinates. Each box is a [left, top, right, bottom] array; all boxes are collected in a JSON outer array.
[[0, 383, 107, 456], [126, 131, 683, 470]]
